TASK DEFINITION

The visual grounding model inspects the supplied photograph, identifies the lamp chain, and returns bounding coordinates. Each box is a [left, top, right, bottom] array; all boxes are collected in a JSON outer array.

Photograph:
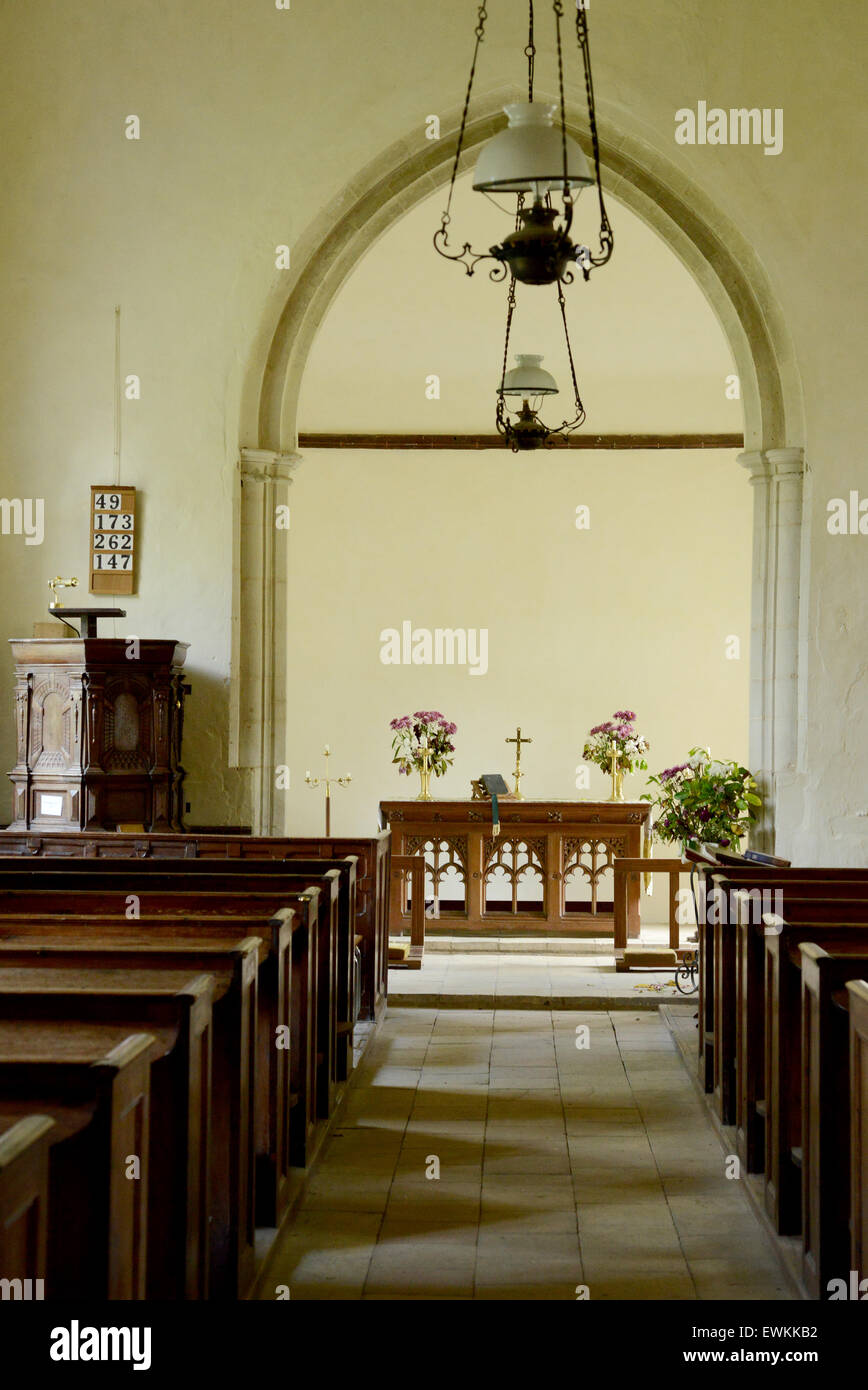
[[575, 4, 614, 267], [496, 193, 524, 440], [555, 276, 586, 433], [496, 273, 517, 438], [439, 1, 489, 236], [526, 1, 536, 102], [553, 1, 570, 210]]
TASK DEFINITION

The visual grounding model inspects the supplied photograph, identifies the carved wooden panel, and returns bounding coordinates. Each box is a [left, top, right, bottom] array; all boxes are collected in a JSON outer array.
[[562, 835, 626, 913], [103, 684, 149, 770], [483, 836, 546, 914], [404, 835, 468, 909]]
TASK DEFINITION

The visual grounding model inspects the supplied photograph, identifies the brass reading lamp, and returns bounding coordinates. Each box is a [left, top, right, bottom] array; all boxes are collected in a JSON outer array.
[[48, 576, 78, 609], [47, 577, 126, 637], [47, 576, 80, 634]]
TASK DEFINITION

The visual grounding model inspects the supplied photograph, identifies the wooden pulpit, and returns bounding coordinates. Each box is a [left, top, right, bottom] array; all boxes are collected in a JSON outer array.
[[7, 626, 189, 832]]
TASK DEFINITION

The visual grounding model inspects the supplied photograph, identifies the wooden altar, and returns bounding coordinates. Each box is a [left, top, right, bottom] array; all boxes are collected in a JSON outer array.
[[7, 637, 189, 832], [379, 799, 651, 938]]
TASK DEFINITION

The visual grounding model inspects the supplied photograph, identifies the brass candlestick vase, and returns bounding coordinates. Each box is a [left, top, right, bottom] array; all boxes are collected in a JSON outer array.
[[581, 710, 650, 805], [389, 710, 457, 802], [611, 760, 626, 802]]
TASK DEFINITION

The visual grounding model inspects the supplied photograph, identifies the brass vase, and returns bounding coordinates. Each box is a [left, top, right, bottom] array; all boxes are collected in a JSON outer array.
[[609, 766, 625, 801], [417, 768, 432, 801]]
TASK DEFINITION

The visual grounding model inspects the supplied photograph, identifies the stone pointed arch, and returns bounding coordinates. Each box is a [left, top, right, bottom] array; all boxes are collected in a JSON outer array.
[[236, 89, 806, 849]]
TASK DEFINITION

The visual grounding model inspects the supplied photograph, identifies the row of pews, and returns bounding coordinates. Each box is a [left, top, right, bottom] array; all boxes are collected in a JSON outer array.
[[0, 829, 391, 1300], [690, 847, 868, 1299]]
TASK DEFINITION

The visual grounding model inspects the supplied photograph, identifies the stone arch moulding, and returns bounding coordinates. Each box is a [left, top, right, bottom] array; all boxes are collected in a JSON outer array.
[[235, 88, 807, 851]]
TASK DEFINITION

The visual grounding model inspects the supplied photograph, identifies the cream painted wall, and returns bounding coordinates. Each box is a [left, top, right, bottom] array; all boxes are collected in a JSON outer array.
[[282, 447, 750, 839], [0, 1, 864, 857]]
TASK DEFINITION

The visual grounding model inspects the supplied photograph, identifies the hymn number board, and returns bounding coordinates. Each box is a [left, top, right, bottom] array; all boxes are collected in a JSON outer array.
[[90, 485, 137, 594]]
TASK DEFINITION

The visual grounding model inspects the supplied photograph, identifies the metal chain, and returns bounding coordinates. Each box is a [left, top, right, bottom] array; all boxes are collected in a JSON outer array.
[[525, 1, 536, 102], [495, 274, 517, 434], [439, 2, 490, 235], [556, 277, 586, 428], [575, 4, 613, 264], [553, 1, 571, 208]]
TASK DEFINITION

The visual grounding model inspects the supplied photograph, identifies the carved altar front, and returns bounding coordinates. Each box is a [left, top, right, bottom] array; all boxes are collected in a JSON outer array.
[[379, 799, 651, 938], [7, 637, 189, 832]]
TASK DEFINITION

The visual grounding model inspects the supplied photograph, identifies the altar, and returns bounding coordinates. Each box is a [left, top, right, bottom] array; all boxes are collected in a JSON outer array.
[[379, 799, 651, 938]]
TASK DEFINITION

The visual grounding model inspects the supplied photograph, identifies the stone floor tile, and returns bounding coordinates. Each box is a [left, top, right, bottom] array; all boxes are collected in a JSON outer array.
[[262, 977, 793, 1302]]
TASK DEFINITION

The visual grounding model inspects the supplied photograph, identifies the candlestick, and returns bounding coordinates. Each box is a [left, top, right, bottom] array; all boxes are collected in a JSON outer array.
[[304, 745, 351, 835]]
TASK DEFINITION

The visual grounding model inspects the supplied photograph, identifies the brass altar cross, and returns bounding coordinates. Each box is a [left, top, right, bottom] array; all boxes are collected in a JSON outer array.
[[505, 726, 532, 799]]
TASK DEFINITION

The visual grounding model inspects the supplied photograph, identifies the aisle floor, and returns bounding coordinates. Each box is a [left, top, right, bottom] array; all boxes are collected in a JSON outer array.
[[259, 1006, 792, 1300], [388, 932, 686, 1008]]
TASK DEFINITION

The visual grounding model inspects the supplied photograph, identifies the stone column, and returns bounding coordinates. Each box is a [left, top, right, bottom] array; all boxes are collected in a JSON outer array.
[[738, 447, 805, 853], [231, 448, 301, 835]]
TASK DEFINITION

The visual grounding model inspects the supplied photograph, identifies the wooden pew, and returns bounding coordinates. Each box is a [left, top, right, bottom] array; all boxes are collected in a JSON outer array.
[[730, 883, 868, 1172], [0, 1114, 55, 1297], [689, 864, 868, 1131], [712, 878, 868, 1126], [845, 979, 868, 1290], [800, 943, 868, 1298], [0, 879, 338, 1125], [0, 940, 261, 1299], [733, 892, 868, 1177], [762, 914, 868, 1237], [0, 856, 358, 1083], [0, 908, 302, 1224], [0, 970, 225, 1298], [0, 883, 327, 1105], [0, 829, 391, 1022], [0, 1028, 156, 1298]]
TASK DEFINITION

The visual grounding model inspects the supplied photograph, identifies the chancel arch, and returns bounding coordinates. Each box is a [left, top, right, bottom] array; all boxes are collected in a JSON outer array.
[[236, 88, 806, 850]]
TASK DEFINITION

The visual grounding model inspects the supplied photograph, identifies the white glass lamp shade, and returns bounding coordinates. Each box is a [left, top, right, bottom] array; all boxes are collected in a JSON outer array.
[[473, 102, 593, 194], [500, 354, 559, 397]]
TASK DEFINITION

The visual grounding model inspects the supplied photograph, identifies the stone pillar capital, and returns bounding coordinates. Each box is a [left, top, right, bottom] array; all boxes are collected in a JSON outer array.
[[737, 449, 769, 482], [738, 447, 805, 485], [239, 448, 302, 483], [765, 447, 805, 477]]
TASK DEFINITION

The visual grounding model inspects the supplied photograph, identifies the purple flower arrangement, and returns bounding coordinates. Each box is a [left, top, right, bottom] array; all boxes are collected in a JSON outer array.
[[390, 711, 457, 779], [583, 709, 650, 777], [641, 747, 761, 851]]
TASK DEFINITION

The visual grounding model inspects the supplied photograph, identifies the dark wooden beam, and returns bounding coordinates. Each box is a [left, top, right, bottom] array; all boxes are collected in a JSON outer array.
[[298, 432, 744, 451]]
